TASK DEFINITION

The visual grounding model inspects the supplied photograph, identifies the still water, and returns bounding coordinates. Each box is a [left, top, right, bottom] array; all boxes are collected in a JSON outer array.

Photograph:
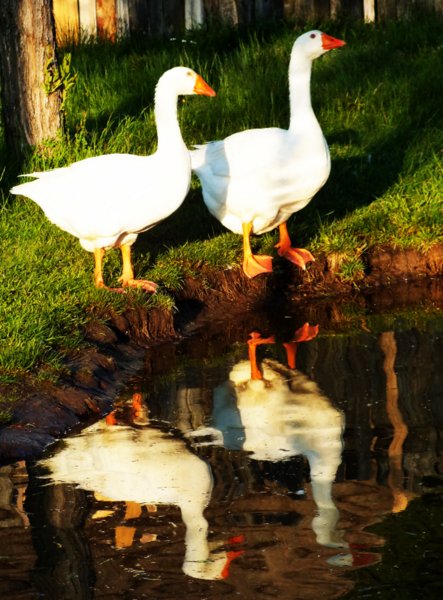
[[1, 282, 443, 599]]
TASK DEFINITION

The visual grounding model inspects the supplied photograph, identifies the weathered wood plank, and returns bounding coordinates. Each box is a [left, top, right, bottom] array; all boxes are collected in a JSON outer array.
[[363, 0, 375, 21], [377, 0, 397, 20], [116, 0, 130, 37], [185, 0, 205, 29], [161, 0, 186, 34], [79, 0, 97, 38], [203, 0, 239, 24], [53, 0, 80, 43], [128, 0, 149, 33], [52, 0, 442, 43], [96, 0, 117, 40]]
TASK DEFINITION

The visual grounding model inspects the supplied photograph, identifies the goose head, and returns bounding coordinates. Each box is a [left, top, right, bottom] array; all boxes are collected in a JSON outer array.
[[157, 66, 216, 97], [293, 29, 346, 60]]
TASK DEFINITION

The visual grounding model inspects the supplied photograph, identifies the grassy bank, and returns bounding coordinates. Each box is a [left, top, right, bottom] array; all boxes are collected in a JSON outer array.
[[0, 15, 442, 381]]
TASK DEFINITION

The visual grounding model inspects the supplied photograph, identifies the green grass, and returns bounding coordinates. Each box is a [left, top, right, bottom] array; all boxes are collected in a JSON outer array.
[[0, 15, 442, 382]]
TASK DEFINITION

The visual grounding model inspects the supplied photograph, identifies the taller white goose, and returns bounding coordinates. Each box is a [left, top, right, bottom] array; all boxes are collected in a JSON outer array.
[[191, 31, 345, 278], [10, 67, 215, 291], [189, 331, 346, 549]]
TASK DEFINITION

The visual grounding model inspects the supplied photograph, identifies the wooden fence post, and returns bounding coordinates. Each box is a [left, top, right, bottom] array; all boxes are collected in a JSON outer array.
[[79, 0, 97, 38], [185, 0, 205, 29], [363, 0, 376, 21], [116, 0, 130, 37], [52, 0, 443, 42], [96, 0, 117, 40], [53, 0, 80, 43], [203, 0, 239, 24]]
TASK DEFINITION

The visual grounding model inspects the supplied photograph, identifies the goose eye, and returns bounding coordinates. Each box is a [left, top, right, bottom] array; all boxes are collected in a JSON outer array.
[[310, 33, 316, 39], [186, 70, 192, 76]]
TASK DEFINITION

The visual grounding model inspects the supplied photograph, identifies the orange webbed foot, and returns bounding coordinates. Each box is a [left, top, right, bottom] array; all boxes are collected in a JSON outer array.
[[275, 244, 315, 270], [121, 278, 158, 293], [243, 254, 273, 278], [96, 279, 158, 294]]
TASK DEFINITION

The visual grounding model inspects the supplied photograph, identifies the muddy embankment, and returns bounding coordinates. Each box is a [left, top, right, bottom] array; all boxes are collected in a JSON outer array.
[[1, 243, 442, 462]]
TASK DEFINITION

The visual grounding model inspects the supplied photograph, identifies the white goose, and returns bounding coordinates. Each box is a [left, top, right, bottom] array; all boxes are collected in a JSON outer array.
[[191, 31, 345, 278], [11, 67, 215, 291], [189, 329, 347, 549], [41, 419, 243, 580]]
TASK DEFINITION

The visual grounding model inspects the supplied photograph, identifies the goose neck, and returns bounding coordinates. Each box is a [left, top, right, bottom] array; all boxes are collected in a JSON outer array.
[[154, 86, 184, 153], [288, 54, 316, 132]]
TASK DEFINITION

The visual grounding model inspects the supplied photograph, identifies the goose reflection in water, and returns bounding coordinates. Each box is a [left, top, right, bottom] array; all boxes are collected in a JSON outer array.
[[189, 323, 351, 553], [39, 405, 243, 581]]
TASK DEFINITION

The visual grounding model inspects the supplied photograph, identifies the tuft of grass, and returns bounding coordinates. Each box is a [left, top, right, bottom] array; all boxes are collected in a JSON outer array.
[[0, 15, 442, 382]]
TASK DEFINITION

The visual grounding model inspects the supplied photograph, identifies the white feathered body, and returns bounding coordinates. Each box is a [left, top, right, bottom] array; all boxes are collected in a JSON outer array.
[[192, 123, 330, 236], [191, 30, 339, 237], [41, 422, 211, 509], [11, 147, 190, 252], [190, 358, 347, 548], [41, 422, 228, 579], [9, 66, 212, 254], [209, 359, 343, 471]]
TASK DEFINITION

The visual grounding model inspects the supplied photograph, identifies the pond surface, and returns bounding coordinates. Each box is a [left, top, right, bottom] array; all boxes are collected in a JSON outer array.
[[1, 282, 443, 599]]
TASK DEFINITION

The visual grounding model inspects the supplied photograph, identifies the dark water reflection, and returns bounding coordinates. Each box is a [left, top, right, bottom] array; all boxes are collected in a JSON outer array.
[[1, 284, 443, 599]]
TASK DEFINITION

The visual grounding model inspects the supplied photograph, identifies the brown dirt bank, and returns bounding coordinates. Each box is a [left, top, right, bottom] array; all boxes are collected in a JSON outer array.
[[1, 243, 442, 463]]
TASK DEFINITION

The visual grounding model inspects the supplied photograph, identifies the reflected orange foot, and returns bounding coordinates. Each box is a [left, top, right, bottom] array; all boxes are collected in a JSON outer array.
[[292, 322, 319, 343], [105, 411, 117, 426], [243, 254, 273, 278], [221, 535, 245, 579], [276, 245, 314, 270], [284, 323, 319, 369], [247, 331, 276, 346]]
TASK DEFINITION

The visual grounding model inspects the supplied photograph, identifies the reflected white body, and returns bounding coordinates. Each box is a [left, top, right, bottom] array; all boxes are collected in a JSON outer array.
[[190, 359, 346, 548], [41, 421, 231, 580]]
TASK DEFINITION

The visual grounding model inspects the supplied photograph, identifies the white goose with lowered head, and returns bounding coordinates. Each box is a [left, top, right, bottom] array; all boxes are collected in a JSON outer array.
[[11, 67, 215, 291], [191, 31, 345, 279]]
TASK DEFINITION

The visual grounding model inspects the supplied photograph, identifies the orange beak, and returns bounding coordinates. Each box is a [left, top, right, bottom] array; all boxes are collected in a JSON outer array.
[[194, 74, 216, 97], [321, 33, 346, 50]]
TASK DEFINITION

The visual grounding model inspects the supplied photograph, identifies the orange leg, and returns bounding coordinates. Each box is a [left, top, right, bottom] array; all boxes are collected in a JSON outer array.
[[115, 525, 137, 549], [283, 323, 319, 369], [94, 246, 126, 292], [247, 331, 276, 380], [275, 222, 314, 270], [131, 392, 143, 419], [282, 342, 297, 369], [242, 222, 273, 278], [120, 243, 158, 292], [94, 247, 106, 288], [247, 324, 318, 374], [221, 549, 245, 579], [248, 341, 263, 380], [93, 245, 156, 293]]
